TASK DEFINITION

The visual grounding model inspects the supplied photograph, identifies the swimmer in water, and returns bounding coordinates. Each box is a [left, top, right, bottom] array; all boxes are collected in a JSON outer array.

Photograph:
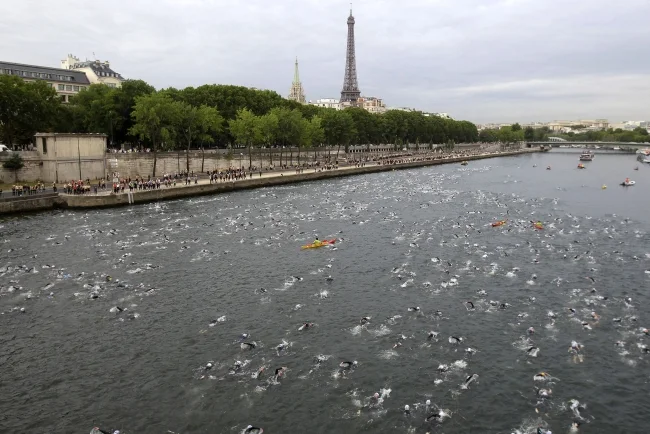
[[437, 364, 449, 373], [527, 346, 539, 357], [465, 301, 475, 311], [339, 360, 357, 370], [274, 366, 287, 381], [527, 327, 535, 334], [232, 360, 244, 373], [276, 341, 288, 355], [240, 342, 257, 350], [299, 322, 314, 331], [449, 336, 463, 344], [464, 374, 478, 386], [255, 366, 266, 378], [533, 372, 549, 381], [404, 404, 411, 415], [360, 316, 370, 325], [428, 331, 438, 340], [408, 306, 420, 312], [205, 362, 214, 371], [244, 425, 264, 433]]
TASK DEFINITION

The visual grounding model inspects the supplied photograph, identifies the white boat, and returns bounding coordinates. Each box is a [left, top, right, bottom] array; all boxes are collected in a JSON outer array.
[[636, 148, 650, 155], [579, 150, 594, 161], [613, 147, 621, 150], [621, 180, 636, 186]]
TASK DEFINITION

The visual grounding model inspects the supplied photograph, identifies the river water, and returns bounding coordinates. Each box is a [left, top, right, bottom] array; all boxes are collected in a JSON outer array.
[[1, 150, 649, 434]]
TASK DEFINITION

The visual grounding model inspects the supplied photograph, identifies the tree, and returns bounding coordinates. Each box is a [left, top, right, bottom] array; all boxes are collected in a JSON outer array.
[[321, 110, 356, 158], [524, 126, 535, 141], [511, 123, 522, 131], [113, 79, 156, 145], [257, 112, 279, 167], [176, 103, 224, 172], [129, 93, 183, 176], [2, 153, 25, 182], [305, 115, 325, 164], [228, 108, 261, 169], [69, 84, 119, 142], [0, 75, 60, 147]]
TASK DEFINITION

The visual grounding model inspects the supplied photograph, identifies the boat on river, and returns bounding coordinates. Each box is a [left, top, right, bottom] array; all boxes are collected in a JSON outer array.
[[579, 150, 594, 161], [636, 148, 650, 156], [301, 239, 336, 249]]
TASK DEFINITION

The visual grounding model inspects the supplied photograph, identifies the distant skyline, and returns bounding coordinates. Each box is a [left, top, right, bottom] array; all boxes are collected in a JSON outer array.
[[2, 0, 650, 123]]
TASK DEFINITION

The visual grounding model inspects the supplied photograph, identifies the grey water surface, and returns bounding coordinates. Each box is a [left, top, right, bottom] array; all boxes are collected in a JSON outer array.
[[1, 151, 649, 434]]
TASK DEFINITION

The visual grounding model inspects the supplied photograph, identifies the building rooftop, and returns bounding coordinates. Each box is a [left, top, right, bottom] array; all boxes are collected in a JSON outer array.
[[72, 60, 124, 80], [0, 61, 90, 84]]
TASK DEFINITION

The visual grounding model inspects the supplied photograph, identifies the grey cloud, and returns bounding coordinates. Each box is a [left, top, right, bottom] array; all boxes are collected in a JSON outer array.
[[1, 0, 649, 122]]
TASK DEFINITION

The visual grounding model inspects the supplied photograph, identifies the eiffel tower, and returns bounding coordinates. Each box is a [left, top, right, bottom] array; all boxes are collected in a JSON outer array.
[[288, 57, 306, 104], [340, 6, 361, 105]]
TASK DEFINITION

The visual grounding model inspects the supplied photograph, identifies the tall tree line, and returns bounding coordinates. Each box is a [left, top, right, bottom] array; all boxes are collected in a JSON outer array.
[[1, 76, 479, 173]]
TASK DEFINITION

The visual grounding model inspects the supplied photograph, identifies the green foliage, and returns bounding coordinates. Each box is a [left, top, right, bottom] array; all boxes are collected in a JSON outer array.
[[479, 126, 524, 143], [2, 152, 25, 182], [229, 108, 261, 147], [257, 112, 280, 147], [2, 152, 24, 170], [0, 74, 480, 152], [0, 75, 60, 146]]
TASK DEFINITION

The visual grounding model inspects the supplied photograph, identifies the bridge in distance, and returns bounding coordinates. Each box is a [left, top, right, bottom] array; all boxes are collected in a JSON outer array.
[[526, 140, 649, 154]]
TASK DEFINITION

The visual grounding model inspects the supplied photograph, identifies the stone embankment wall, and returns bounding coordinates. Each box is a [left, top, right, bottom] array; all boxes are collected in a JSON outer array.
[[107, 147, 389, 179], [0, 144, 487, 183], [0, 193, 61, 214], [0, 152, 42, 184]]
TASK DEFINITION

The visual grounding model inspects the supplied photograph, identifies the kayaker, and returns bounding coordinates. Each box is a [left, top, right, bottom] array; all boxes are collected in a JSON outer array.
[[313, 237, 322, 247]]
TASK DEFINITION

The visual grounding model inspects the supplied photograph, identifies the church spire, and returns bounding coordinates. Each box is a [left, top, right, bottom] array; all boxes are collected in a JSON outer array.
[[288, 57, 306, 104], [293, 57, 300, 85]]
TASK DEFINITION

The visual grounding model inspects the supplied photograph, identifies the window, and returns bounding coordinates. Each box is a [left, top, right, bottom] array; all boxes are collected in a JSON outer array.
[[73, 85, 79, 91], [108, 83, 116, 88], [67, 95, 74, 103], [65, 85, 72, 91], [60, 95, 67, 102], [42, 137, 47, 154], [58, 84, 64, 91], [32, 72, 38, 77]]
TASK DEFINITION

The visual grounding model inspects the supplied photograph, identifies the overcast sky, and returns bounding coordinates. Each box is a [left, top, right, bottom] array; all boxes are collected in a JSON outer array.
[[2, 0, 650, 123]]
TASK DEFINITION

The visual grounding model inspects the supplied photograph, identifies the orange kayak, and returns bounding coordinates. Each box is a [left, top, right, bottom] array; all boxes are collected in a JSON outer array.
[[301, 239, 337, 249], [492, 220, 507, 227]]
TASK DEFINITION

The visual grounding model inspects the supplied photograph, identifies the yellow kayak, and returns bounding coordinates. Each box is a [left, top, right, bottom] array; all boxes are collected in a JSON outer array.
[[301, 239, 336, 249]]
